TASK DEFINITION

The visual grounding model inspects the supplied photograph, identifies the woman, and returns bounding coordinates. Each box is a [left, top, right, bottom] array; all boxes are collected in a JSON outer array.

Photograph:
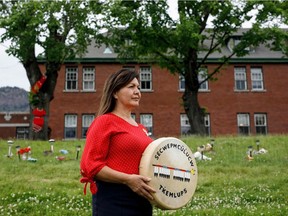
[[80, 69, 155, 216]]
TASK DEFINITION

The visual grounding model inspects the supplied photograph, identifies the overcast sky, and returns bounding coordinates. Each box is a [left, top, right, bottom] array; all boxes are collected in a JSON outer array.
[[0, 30, 30, 91]]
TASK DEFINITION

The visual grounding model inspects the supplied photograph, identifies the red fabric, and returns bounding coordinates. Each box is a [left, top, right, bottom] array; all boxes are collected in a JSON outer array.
[[33, 123, 42, 132], [19, 147, 31, 155], [33, 117, 44, 127], [31, 75, 47, 94], [32, 108, 46, 132], [80, 176, 97, 195], [80, 113, 153, 195], [32, 108, 46, 117]]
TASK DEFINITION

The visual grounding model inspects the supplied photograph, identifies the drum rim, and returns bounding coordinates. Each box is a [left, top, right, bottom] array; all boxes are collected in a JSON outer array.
[[139, 137, 198, 210]]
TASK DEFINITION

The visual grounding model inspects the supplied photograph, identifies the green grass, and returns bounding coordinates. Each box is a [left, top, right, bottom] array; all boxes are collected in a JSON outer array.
[[0, 135, 287, 216]]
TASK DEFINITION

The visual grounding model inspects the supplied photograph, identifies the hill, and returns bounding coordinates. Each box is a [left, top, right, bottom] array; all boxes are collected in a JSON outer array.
[[0, 86, 29, 112]]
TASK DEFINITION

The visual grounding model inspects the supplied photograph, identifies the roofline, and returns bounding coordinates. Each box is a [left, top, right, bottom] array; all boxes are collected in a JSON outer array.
[[38, 57, 288, 64], [0, 112, 30, 114], [0, 123, 29, 127], [202, 58, 288, 63]]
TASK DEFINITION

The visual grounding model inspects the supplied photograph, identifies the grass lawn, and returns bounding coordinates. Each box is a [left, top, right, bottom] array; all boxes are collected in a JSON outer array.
[[0, 135, 287, 216]]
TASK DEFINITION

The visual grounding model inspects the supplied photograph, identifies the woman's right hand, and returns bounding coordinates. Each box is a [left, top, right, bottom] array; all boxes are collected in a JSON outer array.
[[95, 166, 156, 200], [125, 174, 156, 201]]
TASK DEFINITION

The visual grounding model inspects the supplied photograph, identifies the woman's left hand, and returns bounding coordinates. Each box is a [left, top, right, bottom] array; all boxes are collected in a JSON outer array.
[[125, 174, 156, 200]]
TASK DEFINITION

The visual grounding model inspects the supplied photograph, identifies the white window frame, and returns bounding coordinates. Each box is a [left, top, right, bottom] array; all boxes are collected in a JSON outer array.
[[140, 114, 153, 135], [180, 113, 210, 135], [251, 67, 264, 91], [140, 66, 152, 91], [125, 39, 133, 46], [64, 114, 77, 139], [198, 68, 209, 91], [83, 67, 95, 91], [16, 127, 29, 139], [65, 67, 78, 91], [237, 113, 250, 135], [82, 114, 94, 138], [180, 114, 191, 135], [234, 67, 247, 91], [204, 114, 211, 136], [227, 38, 241, 52], [103, 46, 112, 54], [254, 113, 267, 135], [228, 37, 251, 52], [179, 75, 185, 91]]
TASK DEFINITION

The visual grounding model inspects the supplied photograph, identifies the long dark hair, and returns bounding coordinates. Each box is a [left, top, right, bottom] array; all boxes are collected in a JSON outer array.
[[97, 68, 140, 116]]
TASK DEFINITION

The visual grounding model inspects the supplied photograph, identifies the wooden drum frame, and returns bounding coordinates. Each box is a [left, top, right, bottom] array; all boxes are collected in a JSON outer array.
[[139, 137, 198, 210]]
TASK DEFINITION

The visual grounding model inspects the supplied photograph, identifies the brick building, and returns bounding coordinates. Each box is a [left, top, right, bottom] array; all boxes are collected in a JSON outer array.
[[43, 33, 288, 140], [0, 112, 30, 139]]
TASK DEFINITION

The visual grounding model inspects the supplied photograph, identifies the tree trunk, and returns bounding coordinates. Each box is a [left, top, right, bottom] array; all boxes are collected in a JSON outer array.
[[29, 63, 59, 140], [22, 49, 48, 140], [30, 98, 50, 140], [25, 58, 58, 140], [181, 53, 207, 136], [182, 89, 206, 136]]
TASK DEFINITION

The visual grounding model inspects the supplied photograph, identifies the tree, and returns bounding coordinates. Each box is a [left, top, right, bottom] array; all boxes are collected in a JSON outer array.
[[0, 0, 104, 140], [252, 0, 288, 56], [102, 0, 283, 135]]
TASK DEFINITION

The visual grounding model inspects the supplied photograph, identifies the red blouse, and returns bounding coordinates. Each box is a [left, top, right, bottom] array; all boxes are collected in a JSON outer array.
[[80, 113, 153, 194]]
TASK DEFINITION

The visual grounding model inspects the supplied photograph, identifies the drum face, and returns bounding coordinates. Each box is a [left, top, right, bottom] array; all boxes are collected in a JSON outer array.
[[139, 137, 198, 210]]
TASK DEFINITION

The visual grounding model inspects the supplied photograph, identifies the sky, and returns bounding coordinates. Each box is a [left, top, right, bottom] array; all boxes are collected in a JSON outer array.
[[0, 29, 31, 91]]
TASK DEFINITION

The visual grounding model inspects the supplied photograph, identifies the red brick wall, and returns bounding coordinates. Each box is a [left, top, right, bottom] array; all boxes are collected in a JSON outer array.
[[48, 62, 288, 139], [0, 112, 30, 139], [199, 63, 288, 135]]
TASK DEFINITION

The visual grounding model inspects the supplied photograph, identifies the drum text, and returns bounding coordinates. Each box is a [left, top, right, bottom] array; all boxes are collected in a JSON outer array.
[[159, 184, 187, 198], [154, 142, 194, 166]]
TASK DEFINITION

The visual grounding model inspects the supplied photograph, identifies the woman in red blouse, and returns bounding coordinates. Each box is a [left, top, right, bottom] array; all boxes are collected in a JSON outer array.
[[80, 69, 155, 216]]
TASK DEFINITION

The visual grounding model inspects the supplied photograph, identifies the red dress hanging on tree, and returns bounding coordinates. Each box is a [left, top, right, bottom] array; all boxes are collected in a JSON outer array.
[[32, 108, 46, 132]]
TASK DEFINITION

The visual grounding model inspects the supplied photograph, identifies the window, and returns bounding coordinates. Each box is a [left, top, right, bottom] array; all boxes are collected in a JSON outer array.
[[198, 68, 208, 91], [65, 114, 77, 139], [180, 113, 210, 135], [234, 67, 247, 90], [16, 127, 29, 139], [83, 67, 95, 91], [179, 69, 208, 92], [237, 113, 250, 135], [227, 37, 253, 52], [103, 47, 112, 54], [82, 114, 94, 138], [125, 39, 133, 46], [204, 114, 211, 136], [179, 75, 185, 91], [251, 67, 264, 90], [180, 114, 191, 135], [131, 113, 136, 120], [140, 114, 153, 135], [140, 67, 152, 91], [65, 67, 78, 90], [227, 37, 241, 52], [254, 114, 267, 135]]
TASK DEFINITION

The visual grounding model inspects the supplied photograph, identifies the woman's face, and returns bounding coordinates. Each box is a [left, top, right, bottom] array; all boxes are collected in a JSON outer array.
[[114, 78, 141, 110]]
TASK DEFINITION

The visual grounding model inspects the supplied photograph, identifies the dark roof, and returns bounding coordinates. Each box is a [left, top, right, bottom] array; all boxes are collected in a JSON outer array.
[[80, 28, 286, 63]]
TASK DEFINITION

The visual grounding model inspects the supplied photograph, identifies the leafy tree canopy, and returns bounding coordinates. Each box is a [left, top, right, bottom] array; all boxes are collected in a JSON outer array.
[[0, 0, 105, 140], [0, 0, 104, 64], [100, 0, 287, 135]]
